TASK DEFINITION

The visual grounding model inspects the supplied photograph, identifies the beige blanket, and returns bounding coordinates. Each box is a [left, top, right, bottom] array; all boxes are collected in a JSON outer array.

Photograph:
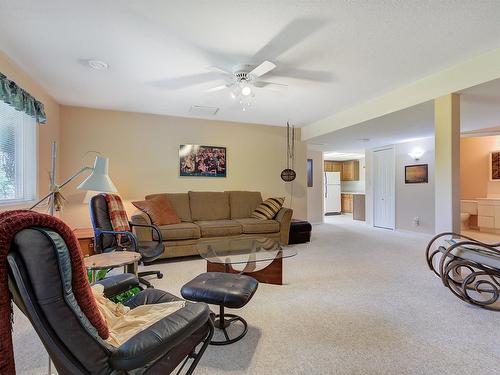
[[91, 284, 185, 347]]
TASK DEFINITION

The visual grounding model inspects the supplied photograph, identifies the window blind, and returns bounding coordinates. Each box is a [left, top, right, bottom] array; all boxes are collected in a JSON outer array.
[[0, 100, 36, 203]]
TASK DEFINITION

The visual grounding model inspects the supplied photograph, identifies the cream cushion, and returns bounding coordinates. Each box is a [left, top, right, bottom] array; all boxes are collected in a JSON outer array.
[[195, 220, 242, 237], [235, 218, 280, 234], [228, 191, 263, 219], [189, 191, 230, 221], [154, 222, 201, 241]]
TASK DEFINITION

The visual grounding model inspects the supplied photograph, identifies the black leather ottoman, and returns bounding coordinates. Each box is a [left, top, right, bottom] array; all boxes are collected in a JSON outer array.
[[181, 272, 258, 345], [288, 219, 312, 244]]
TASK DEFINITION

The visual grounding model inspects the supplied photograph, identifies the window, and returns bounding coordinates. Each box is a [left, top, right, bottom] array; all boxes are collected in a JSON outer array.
[[0, 100, 36, 204]]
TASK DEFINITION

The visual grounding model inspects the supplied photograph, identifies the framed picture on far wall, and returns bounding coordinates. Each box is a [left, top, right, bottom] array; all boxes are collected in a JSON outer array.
[[405, 164, 428, 184], [179, 145, 226, 177], [489, 151, 500, 181]]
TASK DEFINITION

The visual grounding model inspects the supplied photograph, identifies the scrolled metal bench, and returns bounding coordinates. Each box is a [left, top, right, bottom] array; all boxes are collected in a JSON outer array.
[[426, 232, 500, 311]]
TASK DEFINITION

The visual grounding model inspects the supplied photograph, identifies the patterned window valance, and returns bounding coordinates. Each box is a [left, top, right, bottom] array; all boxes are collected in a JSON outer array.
[[0, 72, 47, 124]]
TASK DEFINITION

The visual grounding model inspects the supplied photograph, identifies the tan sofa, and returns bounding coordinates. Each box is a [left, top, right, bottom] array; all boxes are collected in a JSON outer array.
[[131, 191, 293, 259]]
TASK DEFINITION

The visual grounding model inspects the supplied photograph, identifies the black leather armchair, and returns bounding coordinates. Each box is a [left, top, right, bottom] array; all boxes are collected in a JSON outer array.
[[7, 227, 213, 374], [89, 194, 165, 288]]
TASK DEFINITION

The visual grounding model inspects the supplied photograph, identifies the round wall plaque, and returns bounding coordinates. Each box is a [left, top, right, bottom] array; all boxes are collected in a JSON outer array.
[[281, 168, 296, 182]]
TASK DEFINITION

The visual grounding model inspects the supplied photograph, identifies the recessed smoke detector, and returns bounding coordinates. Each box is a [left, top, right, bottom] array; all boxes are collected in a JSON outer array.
[[87, 59, 109, 70], [189, 105, 219, 116]]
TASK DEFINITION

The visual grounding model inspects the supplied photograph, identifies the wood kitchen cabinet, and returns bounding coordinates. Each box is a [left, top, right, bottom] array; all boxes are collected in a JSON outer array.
[[324, 160, 359, 181], [341, 193, 353, 213], [324, 160, 343, 173], [342, 160, 359, 181]]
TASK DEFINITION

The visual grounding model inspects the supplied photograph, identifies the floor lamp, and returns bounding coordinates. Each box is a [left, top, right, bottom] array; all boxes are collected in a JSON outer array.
[[30, 142, 117, 213], [29, 141, 117, 375]]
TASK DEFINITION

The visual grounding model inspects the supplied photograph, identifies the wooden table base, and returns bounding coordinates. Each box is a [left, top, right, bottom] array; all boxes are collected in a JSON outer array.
[[206, 254, 283, 285]]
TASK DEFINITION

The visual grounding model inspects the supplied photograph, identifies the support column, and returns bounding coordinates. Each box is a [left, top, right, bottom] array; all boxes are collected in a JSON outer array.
[[434, 93, 461, 234]]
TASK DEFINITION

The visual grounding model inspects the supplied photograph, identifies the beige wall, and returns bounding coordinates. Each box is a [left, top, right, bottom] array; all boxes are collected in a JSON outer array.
[[59, 106, 307, 228], [460, 136, 500, 200], [0, 51, 60, 208]]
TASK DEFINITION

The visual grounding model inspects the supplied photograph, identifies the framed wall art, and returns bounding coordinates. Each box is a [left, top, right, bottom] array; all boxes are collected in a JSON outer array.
[[405, 164, 428, 184], [307, 158, 313, 187], [490, 151, 500, 181], [179, 145, 226, 177]]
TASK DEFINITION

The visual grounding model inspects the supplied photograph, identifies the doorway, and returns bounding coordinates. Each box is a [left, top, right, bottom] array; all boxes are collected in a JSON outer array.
[[373, 147, 395, 229]]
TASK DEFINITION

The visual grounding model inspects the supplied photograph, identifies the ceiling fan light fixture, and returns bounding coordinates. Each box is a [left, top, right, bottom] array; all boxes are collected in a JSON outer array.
[[241, 85, 252, 96]]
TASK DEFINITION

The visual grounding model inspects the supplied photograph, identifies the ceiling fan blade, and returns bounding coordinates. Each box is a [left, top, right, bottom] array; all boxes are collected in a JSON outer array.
[[254, 81, 288, 88], [207, 66, 233, 75], [253, 18, 328, 61], [271, 67, 334, 82], [249, 61, 276, 78], [205, 84, 230, 92]]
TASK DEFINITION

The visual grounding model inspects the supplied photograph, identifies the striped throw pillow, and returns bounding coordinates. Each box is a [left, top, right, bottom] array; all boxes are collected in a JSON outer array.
[[251, 197, 285, 220]]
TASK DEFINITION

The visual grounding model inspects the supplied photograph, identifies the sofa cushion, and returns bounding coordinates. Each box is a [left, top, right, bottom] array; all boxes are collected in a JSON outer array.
[[195, 220, 242, 238], [189, 191, 230, 221], [228, 191, 263, 219], [251, 197, 285, 220], [154, 222, 201, 241], [132, 195, 181, 225], [146, 193, 192, 222], [235, 218, 280, 234]]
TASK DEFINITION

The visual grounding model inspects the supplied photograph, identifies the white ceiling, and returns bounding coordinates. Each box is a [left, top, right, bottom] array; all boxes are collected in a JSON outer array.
[[309, 77, 500, 152], [1, 1, 500, 127]]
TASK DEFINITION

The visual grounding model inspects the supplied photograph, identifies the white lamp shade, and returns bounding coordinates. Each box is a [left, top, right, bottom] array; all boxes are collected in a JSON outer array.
[[77, 155, 117, 192]]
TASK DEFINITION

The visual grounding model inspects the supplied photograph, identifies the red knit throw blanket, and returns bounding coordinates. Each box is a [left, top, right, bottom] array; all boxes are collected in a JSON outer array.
[[0, 210, 109, 375]]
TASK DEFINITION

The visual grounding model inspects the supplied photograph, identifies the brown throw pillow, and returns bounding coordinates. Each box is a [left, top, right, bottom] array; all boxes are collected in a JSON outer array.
[[132, 196, 181, 225], [251, 197, 285, 220]]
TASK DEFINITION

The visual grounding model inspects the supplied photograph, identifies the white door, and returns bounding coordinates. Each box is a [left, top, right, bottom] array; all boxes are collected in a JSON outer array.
[[373, 148, 395, 229]]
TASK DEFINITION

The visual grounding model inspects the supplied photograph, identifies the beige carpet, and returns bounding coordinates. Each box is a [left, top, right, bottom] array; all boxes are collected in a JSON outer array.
[[13, 215, 500, 374]]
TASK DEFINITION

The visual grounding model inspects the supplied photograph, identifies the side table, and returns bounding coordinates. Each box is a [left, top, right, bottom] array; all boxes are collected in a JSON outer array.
[[74, 228, 95, 257], [84, 251, 142, 283]]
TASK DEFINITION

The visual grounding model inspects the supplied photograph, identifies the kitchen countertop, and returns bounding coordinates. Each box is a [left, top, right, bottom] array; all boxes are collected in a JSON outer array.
[[341, 191, 365, 195]]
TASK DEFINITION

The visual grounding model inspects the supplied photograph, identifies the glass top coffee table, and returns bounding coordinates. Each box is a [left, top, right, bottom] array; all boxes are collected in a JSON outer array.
[[197, 237, 297, 285]]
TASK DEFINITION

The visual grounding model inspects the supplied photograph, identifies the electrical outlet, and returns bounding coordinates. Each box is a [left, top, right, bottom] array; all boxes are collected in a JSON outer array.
[[413, 217, 420, 226]]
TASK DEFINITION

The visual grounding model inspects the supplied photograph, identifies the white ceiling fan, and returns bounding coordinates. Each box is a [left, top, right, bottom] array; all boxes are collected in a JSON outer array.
[[205, 61, 288, 110], [150, 19, 332, 111]]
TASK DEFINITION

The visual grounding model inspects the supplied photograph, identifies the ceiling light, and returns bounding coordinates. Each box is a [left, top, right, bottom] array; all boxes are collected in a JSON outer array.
[[408, 148, 425, 160], [87, 59, 109, 70], [324, 152, 365, 160], [241, 85, 252, 96]]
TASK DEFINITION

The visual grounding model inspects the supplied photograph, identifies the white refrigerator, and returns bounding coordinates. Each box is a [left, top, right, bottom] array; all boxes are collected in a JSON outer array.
[[324, 171, 341, 214]]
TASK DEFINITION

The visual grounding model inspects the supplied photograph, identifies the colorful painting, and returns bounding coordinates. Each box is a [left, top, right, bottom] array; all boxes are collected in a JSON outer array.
[[405, 164, 428, 184], [179, 145, 226, 177]]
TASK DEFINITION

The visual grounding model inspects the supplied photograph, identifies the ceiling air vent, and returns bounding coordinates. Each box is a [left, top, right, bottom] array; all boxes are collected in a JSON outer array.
[[189, 105, 219, 116]]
